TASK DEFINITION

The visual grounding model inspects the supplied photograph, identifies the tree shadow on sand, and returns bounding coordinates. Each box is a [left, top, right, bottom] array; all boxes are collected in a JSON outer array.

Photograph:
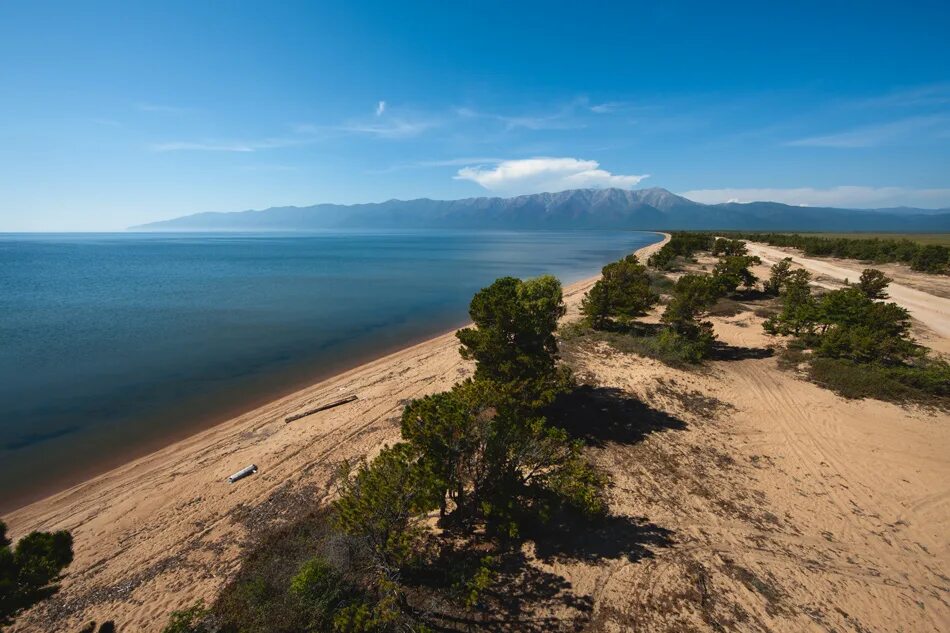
[[409, 547, 595, 632], [708, 342, 773, 362], [545, 385, 688, 448], [524, 507, 674, 565], [404, 387, 681, 631]]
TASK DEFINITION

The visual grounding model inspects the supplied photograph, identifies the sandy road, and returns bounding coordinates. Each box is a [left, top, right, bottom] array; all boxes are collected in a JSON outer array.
[[745, 241, 950, 339]]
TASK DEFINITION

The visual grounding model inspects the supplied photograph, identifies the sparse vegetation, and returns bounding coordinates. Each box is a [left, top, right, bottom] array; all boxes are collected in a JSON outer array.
[[165, 273, 609, 632], [647, 232, 715, 270], [763, 266, 948, 405], [725, 232, 950, 274]]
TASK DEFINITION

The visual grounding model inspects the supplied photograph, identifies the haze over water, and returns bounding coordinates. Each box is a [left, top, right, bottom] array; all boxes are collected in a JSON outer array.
[[0, 229, 659, 509]]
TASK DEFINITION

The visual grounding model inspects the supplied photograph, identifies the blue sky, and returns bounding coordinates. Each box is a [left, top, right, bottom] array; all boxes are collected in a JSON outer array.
[[1, 1, 949, 230]]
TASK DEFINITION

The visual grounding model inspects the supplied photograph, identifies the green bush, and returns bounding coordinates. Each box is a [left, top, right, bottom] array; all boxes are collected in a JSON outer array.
[[647, 233, 715, 270], [0, 522, 73, 625], [725, 232, 949, 275], [333, 444, 440, 572], [581, 254, 658, 329], [652, 327, 715, 364], [161, 602, 209, 633], [712, 254, 761, 294], [808, 357, 950, 405], [856, 268, 891, 300]]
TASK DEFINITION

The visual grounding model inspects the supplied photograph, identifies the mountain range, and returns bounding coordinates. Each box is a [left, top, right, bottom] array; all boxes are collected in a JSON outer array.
[[134, 188, 950, 232]]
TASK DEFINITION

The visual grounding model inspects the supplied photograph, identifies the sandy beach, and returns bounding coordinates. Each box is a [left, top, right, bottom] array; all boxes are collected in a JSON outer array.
[[7, 232, 950, 632]]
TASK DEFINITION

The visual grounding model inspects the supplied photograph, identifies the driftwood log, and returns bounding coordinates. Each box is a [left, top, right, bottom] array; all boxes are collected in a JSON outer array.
[[284, 394, 358, 423]]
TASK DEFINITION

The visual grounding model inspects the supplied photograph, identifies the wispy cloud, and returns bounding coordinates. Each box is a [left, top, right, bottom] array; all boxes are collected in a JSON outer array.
[[852, 82, 950, 109], [136, 102, 192, 114], [151, 106, 436, 151], [375, 100, 386, 116], [457, 99, 589, 131], [786, 115, 949, 148], [680, 186, 950, 209], [455, 157, 649, 195], [337, 117, 436, 139], [588, 101, 641, 114], [368, 157, 508, 174], [150, 133, 317, 153]]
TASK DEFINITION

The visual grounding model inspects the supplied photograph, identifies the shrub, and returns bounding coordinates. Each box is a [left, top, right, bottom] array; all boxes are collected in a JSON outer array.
[[161, 602, 209, 633], [856, 268, 891, 300], [713, 254, 761, 294], [763, 257, 793, 295], [711, 238, 748, 256], [0, 522, 73, 625], [808, 357, 950, 405], [333, 444, 440, 573], [581, 254, 658, 329], [288, 557, 348, 631], [652, 327, 715, 364], [647, 233, 715, 270]]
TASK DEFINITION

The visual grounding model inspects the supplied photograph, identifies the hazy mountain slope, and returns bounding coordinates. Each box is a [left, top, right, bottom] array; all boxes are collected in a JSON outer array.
[[135, 188, 950, 232]]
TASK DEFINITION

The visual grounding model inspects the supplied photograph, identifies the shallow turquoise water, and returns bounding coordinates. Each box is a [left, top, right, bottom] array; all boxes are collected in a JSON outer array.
[[0, 229, 659, 508]]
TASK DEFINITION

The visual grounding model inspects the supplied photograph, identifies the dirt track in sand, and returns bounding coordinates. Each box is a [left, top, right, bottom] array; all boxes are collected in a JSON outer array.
[[745, 241, 950, 341]]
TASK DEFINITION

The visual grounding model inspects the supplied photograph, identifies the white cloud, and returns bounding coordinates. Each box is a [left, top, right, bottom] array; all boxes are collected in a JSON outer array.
[[455, 157, 649, 195], [786, 115, 948, 148], [680, 186, 950, 209], [375, 100, 386, 116]]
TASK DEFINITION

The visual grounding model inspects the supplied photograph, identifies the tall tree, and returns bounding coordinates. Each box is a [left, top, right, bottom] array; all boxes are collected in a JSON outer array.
[[457, 275, 567, 410]]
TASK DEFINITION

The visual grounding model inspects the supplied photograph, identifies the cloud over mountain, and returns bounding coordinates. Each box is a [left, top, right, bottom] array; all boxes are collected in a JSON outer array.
[[454, 157, 649, 195]]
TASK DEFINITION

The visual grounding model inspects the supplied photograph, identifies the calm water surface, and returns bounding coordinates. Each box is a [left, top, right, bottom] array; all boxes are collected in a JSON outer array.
[[0, 230, 660, 509]]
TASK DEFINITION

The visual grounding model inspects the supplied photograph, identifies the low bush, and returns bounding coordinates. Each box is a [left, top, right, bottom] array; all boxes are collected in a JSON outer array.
[[808, 357, 950, 406], [0, 522, 74, 626]]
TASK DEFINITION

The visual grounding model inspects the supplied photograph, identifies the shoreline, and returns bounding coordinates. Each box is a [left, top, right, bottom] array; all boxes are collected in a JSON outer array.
[[4, 232, 666, 517], [0, 315, 476, 515], [3, 232, 667, 632], [12, 230, 950, 633]]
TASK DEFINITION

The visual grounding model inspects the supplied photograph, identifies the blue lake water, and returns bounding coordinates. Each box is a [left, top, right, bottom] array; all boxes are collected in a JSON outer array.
[[0, 230, 660, 509]]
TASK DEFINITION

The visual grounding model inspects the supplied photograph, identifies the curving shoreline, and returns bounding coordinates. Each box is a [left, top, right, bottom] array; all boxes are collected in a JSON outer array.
[[4, 233, 669, 632]]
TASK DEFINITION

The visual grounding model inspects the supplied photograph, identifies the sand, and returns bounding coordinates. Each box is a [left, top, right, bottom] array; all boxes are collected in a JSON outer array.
[[745, 241, 950, 341], [6, 232, 950, 632]]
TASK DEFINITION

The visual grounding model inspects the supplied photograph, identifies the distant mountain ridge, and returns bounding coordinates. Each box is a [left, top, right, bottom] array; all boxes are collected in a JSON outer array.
[[135, 187, 950, 232]]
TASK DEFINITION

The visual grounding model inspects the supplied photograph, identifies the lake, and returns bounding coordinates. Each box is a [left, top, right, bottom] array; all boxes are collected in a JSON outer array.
[[0, 229, 660, 509]]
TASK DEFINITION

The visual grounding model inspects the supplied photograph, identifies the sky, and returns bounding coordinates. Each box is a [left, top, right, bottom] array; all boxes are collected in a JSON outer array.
[[1, 1, 949, 231]]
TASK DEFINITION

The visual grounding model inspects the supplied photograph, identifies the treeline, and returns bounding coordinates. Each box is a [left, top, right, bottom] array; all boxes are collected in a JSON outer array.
[[762, 260, 949, 403], [163, 276, 608, 632], [726, 232, 950, 274]]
